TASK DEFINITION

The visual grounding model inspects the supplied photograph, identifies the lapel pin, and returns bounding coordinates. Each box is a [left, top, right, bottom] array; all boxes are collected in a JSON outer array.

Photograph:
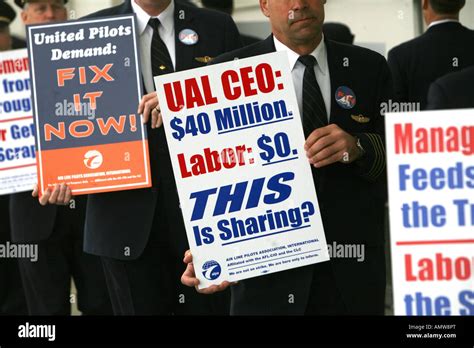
[[179, 29, 199, 46], [335, 86, 357, 110]]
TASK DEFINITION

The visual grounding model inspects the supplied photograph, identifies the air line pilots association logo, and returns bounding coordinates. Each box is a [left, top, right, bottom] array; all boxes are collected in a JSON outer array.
[[202, 260, 222, 280], [83, 150, 103, 169]]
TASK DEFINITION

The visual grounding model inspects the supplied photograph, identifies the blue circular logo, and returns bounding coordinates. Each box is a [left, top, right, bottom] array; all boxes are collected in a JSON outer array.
[[335, 86, 357, 110], [202, 260, 221, 280]]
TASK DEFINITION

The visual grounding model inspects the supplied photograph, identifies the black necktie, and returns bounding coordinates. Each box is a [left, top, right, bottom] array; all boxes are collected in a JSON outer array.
[[298, 55, 327, 138], [148, 18, 174, 79]]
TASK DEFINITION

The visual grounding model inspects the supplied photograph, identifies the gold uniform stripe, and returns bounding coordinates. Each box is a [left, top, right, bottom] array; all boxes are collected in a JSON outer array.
[[371, 134, 386, 179], [363, 134, 380, 180], [364, 133, 386, 181], [367, 133, 385, 180]]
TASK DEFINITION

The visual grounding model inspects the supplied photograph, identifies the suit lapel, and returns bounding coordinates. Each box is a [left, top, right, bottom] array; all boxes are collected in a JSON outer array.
[[325, 39, 344, 125], [174, 4, 196, 72], [259, 35, 277, 55]]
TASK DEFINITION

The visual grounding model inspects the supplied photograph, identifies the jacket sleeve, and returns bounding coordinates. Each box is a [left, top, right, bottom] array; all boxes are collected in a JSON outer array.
[[426, 80, 449, 110], [387, 48, 407, 103], [353, 55, 393, 182]]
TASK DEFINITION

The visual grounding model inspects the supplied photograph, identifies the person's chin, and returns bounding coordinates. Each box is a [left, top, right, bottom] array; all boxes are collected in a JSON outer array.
[[291, 25, 319, 40], [291, 19, 319, 32], [291, 17, 317, 28]]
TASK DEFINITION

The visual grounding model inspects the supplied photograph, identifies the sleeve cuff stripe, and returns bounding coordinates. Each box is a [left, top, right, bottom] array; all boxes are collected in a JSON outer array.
[[371, 134, 386, 178], [365, 133, 386, 180], [369, 134, 385, 179]]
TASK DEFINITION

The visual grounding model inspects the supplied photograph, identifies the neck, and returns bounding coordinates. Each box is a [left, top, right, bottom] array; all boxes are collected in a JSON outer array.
[[274, 33, 323, 56], [427, 14, 459, 26], [135, 0, 171, 17]]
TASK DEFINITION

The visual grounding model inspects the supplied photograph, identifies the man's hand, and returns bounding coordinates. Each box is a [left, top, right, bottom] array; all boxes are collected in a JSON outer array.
[[305, 124, 360, 168], [181, 250, 234, 294], [138, 92, 162, 129], [32, 183, 72, 206]]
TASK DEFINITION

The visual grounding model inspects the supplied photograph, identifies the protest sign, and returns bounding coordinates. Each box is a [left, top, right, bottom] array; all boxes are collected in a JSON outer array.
[[155, 52, 329, 288], [0, 48, 36, 195], [27, 15, 151, 195], [386, 110, 474, 316]]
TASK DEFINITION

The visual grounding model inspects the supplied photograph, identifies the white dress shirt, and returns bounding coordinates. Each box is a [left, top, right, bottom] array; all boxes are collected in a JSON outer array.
[[131, 0, 176, 93], [273, 35, 331, 121], [428, 19, 459, 29]]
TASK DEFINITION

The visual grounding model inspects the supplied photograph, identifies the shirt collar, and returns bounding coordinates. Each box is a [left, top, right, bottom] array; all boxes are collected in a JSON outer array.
[[132, 0, 175, 36], [273, 35, 328, 76], [428, 19, 459, 29]]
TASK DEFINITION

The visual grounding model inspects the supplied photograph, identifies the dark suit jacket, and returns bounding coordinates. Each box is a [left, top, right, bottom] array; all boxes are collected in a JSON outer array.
[[11, 36, 26, 49], [84, 0, 242, 260], [9, 193, 57, 243], [8, 29, 86, 244], [9, 193, 87, 243], [427, 66, 474, 110], [388, 22, 474, 110], [210, 36, 392, 315], [0, 195, 10, 306], [240, 34, 261, 46], [7, 36, 60, 243], [8, 29, 58, 244]]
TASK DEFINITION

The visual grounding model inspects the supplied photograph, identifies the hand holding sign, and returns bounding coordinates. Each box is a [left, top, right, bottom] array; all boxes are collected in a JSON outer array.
[[181, 250, 234, 294], [32, 183, 72, 206], [137, 92, 162, 129]]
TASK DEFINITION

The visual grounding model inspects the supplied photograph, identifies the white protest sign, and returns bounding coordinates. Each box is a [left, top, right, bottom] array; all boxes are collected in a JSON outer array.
[[0, 49, 37, 195], [386, 110, 474, 316], [155, 52, 329, 288]]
